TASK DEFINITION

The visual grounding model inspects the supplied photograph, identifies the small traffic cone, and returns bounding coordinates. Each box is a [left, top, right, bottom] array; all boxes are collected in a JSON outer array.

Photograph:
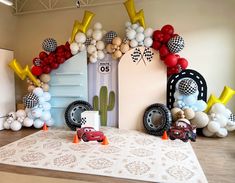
[[101, 136, 109, 145], [162, 131, 168, 140], [42, 123, 48, 131], [73, 134, 80, 144]]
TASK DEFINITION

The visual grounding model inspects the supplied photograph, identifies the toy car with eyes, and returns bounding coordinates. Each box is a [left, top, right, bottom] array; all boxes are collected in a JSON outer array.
[[77, 127, 105, 142], [169, 120, 196, 142]]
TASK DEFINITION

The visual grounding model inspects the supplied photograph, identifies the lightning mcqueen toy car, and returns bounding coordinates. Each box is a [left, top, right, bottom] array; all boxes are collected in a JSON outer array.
[[77, 127, 105, 142]]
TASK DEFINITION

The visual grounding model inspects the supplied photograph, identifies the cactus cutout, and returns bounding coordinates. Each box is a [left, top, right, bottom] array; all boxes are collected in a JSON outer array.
[[93, 86, 115, 126]]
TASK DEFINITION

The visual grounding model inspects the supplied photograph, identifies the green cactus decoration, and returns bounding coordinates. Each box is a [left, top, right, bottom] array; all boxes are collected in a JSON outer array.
[[93, 86, 115, 126]]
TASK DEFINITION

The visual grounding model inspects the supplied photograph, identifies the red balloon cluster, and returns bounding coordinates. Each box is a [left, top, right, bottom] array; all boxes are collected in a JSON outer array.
[[31, 42, 72, 76], [152, 25, 188, 76]]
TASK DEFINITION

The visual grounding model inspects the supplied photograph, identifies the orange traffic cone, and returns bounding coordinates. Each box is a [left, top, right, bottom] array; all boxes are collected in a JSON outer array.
[[42, 123, 48, 131], [73, 134, 80, 144], [101, 136, 109, 145], [162, 131, 168, 140]]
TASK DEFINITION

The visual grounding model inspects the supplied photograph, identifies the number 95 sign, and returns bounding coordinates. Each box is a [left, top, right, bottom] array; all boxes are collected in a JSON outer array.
[[98, 62, 111, 74]]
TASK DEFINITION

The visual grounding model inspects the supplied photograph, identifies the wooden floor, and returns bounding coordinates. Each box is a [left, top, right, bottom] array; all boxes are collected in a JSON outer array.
[[0, 128, 234, 183]]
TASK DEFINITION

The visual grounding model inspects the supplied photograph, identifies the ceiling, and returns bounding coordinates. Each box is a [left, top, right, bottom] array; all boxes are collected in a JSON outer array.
[[12, 0, 125, 15]]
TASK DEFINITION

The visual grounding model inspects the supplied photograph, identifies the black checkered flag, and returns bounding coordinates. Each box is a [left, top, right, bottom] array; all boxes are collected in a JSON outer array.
[[42, 38, 57, 52], [131, 47, 142, 63], [81, 117, 87, 125], [229, 113, 235, 122], [23, 93, 39, 108], [143, 47, 154, 62], [167, 36, 185, 53], [33, 58, 42, 66], [178, 78, 198, 95], [85, 37, 92, 47], [104, 31, 117, 44]]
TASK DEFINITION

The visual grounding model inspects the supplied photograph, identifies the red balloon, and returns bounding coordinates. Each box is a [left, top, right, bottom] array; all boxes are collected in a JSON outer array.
[[65, 42, 70, 51], [153, 30, 164, 42], [161, 25, 174, 35], [51, 62, 59, 69], [152, 41, 161, 51], [159, 45, 170, 57], [42, 66, 51, 74], [57, 57, 66, 64], [177, 58, 188, 69], [39, 51, 48, 60], [56, 46, 64, 53], [164, 54, 178, 67], [31, 66, 42, 76], [65, 51, 72, 59], [162, 34, 172, 43]]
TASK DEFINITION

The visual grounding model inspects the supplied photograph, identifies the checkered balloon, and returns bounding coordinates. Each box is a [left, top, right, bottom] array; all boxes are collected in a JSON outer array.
[[42, 38, 57, 52], [104, 31, 117, 44], [33, 58, 42, 66], [167, 36, 185, 53], [229, 113, 235, 122], [178, 78, 198, 95], [85, 38, 92, 47], [23, 93, 39, 108]]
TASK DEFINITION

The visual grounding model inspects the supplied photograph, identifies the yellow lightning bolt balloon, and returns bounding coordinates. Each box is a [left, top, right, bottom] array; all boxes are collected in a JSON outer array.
[[70, 10, 95, 43], [124, 0, 146, 28], [8, 59, 41, 87], [205, 86, 235, 112]]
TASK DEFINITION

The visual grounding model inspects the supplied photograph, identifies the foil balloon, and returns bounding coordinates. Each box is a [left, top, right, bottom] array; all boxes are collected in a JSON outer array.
[[70, 11, 95, 43], [124, 0, 146, 28], [205, 86, 235, 112], [8, 59, 41, 87]]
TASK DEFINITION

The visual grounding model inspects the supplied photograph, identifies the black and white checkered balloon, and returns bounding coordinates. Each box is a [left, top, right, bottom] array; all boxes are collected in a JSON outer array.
[[42, 38, 57, 52], [229, 113, 235, 121], [23, 93, 39, 108], [33, 58, 42, 66], [178, 78, 198, 95], [167, 36, 185, 53], [104, 31, 117, 44], [84, 37, 92, 47]]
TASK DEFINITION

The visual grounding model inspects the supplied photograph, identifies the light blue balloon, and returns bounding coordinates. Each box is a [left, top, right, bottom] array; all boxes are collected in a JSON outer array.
[[183, 95, 197, 106], [32, 108, 43, 118], [46, 118, 54, 126], [195, 100, 207, 112], [42, 102, 51, 111], [40, 111, 51, 121], [174, 91, 183, 100], [33, 119, 44, 128], [43, 92, 51, 102], [33, 87, 44, 97], [38, 96, 45, 104], [27, 111, 35, 119]]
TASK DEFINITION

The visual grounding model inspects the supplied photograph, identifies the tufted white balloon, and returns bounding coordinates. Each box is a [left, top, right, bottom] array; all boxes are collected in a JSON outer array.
[[87, 45, 96, 54], [127, 29, 137, 40], [75, 32, 86, 43], [131, 23, 139, 30], [144, 27, 153, 37], [130, 39, 138, 48], [207, 121, 220, 133], [33, 87, 44, 97], [33, 119, 44, 128], [125, 21, 132, 28], [96, 41, 105, 50], [10, 120, 22, 131], [70, 42, 79, 55], [144, 37, 153, 47], [23, 117, 34, 127], [92, 30, 103, 41]]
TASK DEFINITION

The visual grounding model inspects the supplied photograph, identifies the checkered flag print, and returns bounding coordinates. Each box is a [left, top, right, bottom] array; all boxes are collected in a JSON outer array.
[[178, 78, 198, 95], [42, 38, 57, 52], [104, 31, 117, 44], [81, 117, 87, 125], [85, 38, 92, 47], [23, 93, 39, 108], [167, 35, 185, 53], [143, 47, 154, 62], [33, 58, 42, 66], [131, 47, 142, 63], [229, 113, 235, 122]]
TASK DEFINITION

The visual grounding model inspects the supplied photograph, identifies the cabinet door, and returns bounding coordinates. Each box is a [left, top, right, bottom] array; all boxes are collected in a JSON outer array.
[[0, 49, 15, 130]]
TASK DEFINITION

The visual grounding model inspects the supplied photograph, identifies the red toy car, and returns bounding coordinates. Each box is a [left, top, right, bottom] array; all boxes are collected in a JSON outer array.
[[77, 127, 105, 142], [169, 120, 196, 142]]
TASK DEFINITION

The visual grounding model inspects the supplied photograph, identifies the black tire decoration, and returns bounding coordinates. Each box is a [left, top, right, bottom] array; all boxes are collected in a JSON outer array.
[[143, 103, 172, 136], [64, 100, 93, 131], [167, 69, 207, 109]]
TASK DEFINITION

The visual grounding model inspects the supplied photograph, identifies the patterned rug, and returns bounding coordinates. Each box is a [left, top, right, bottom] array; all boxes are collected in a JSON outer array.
[[0, 127, 207, 183]]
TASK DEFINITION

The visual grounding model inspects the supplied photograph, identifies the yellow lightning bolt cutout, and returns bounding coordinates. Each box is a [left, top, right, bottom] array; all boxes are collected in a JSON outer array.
[[8, 59, 41, 87], [205, 86, 235, 112], [70, 11, 95, 43], [124, 0, 146, 28]]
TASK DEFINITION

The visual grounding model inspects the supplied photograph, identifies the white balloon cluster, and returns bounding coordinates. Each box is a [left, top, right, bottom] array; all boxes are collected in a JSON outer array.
[[70, 32, 87, 55], [26, 87, 54, 128], [86, 22, 106, 63], [3, 110, 29, 131], [125, 21, 153, 48], [202, 103, 235, 138]]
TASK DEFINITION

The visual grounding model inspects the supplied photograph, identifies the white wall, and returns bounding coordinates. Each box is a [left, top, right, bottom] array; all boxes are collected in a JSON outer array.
[[14, 0, 235, 111]]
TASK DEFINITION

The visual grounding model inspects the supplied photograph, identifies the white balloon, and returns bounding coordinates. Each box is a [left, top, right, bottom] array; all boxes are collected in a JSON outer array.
[[127, 29, 136, 40], [202, 127, 214, 137], [92, 30, 103, 41], [42, 102, 51, 111], [3, 121, 10, 129], [131, 23, 139, 30], [136, 26, 144, 33], [136, 33, 145, 42], [92, 51, 98, 58], [89, 56, 97, 63], [96, 41, 105, 50], [144, 27, 153, 37], [70, 42, 79, 54], [102, 30, 107, 36], [75, 32, 86, 43], [210, 103, 226, 115], [32, 108, 43, 118], [38, 96, 45, 104], [191, 111, 209, 128], [33, 119, 44, 128], [144, 37, 153, 47], [46, 118, 54, 127], [207, 121, 220, 133], [27, 111, 34, 119], [40, 111, 51, 121], [97, 50, 105, 60], [86, 29, 93, 38], [43, 92, 51, 102], [33, 87, 44, 97], [87, 45, 96, 54], [79, 44, 86, 52], [10, 120, 22, 131], [130, 39, 138, 48], [71, 50, 78, 55], [94, 22, 102, 30], [23, 117, 34, 127], [125, 21, 131, 28], [7, 112, 16, 120], [216, 128, 228, 137], [215, 114, 228, 128]]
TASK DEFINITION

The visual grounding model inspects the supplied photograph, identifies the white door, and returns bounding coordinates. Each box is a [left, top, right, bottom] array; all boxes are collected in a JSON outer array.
[[0, 49, 15, 130]]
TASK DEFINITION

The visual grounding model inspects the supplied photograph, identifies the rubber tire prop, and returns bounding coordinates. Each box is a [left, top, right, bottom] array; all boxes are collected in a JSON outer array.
[[65, 100, 93, 131], [143, 103, 172, 136]]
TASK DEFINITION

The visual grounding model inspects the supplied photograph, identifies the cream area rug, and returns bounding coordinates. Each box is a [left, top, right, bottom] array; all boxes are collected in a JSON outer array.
[[0, 127, 207, 183]]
